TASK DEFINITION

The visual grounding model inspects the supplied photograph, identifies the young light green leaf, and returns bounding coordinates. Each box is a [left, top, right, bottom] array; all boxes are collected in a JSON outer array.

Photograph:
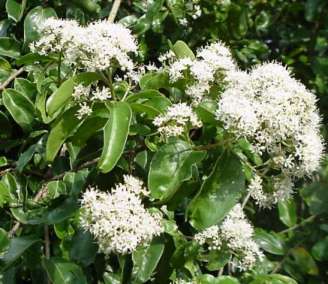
[[172, 40, 195, 59], [189, 152, 245, 230], [148, 140, 205, 201], [46, 78, 74, 117], [98, 102, 132, 173]]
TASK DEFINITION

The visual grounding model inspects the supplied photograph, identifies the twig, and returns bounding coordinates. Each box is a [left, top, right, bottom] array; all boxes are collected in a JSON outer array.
[[0, 67, 24, 91], [279, 215, 316, 234], [44, 225, 50, 259], [108, 0, 122, 23], [241, 191, 252, 209], [8, 158, 99, 237]]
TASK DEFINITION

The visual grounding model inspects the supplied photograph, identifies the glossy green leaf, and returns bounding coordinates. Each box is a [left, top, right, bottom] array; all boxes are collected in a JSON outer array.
[[311, 236, 328, 261], [196, 275, 240, 284], [254, 229, 285, 255], [1, 235, 39, 264], [2, 88, 35, 132], [139, 72, 170, 90], [0, 228, 9, 254], [0, 37, 20, 58], [98, 102, 132, 173], [14, 78, 37, 101], [24, 6, 57, 43], [172, 40, 195, 59], [132, 237, 165, 283], [250, 274, 297, 284], [46, 78, 74, 117], [46, 106, 83, 162], [148, 140, 205, 201], [70, 230, 97, 266], [189, 152, 245, 230], [42, 257, 87, 284], [278, 199, 297, 227], [6, 0, 26, 22]]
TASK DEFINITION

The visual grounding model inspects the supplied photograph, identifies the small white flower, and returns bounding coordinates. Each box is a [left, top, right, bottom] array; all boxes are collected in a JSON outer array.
[[76, 102, 92, 119], [153, 103, 202, 138], [80, 176, 163, 255]]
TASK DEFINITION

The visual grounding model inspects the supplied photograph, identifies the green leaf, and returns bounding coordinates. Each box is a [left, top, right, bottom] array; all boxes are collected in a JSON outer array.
[[289, 247, 318, 275], [6, 0, 26, 22], [311, 236, 328, 261], [0, 111, 12, 138], [0, 37, 20, 58], [132, 237, 165, 283], [46, 78, 74, 117], [278, 199, 297, 227], [47, 181, 67, 199], [254, 229, 285, 255], [16, 144, 38, 172], [300, 182, 328, 215], [0, 181, 10, 207], [139, 72, 170, 90], [172, 40, 195, 59], [98, 102, 132, 173], [70, 230, 97, 266], [189, 152, 245, 230], [14, 78, 37, 102], [1, 235, 39, 265], [46, 106, 83, 162], [196, 275, 240, 284], [148, 140, 205, 201], [24, 6, 57, 43], [250, 274, 297, 284], [0, 228, 9, 254], [2, 88, 35, 132], [42, 257, 87, 284]]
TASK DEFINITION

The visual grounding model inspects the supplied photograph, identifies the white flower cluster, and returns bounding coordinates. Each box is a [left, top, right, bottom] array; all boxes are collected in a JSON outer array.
[[216, 62, 324, 207], [72, 84, 111, 119], [80, 175, 163, 254], [153, 103, 202, 138], [247, 174, 294, 208], [31, 18, 137, 72], [168, 41, 236, 104], [194, 204, 263, 271]]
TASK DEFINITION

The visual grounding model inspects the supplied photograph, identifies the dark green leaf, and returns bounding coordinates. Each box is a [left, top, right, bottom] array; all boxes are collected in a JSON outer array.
[[46, 106, 83, 162], [278, 199, 297, 227], [132, 237, 165, 283], [254, 229, 285, 255], [311, 236, 328, 261], [2, 88, 35, 132], [42, 257, 87, 284], [250, 274, 297, 284], [0, 37, 20, 58], [70, 230, 97, 266], [148, 140, 205, 201], [1, 235, 39, 264], [189, 152, 245, 230]]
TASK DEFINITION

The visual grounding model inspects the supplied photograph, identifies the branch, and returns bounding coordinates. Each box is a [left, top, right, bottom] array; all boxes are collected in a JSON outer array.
[[108, 0, 122, 23], [0, 67, 24, 91], [8, 158, 99, 237]]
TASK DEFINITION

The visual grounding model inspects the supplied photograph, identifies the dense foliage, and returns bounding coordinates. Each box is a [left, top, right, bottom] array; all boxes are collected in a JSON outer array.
[[0, 1, 328, 284]]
